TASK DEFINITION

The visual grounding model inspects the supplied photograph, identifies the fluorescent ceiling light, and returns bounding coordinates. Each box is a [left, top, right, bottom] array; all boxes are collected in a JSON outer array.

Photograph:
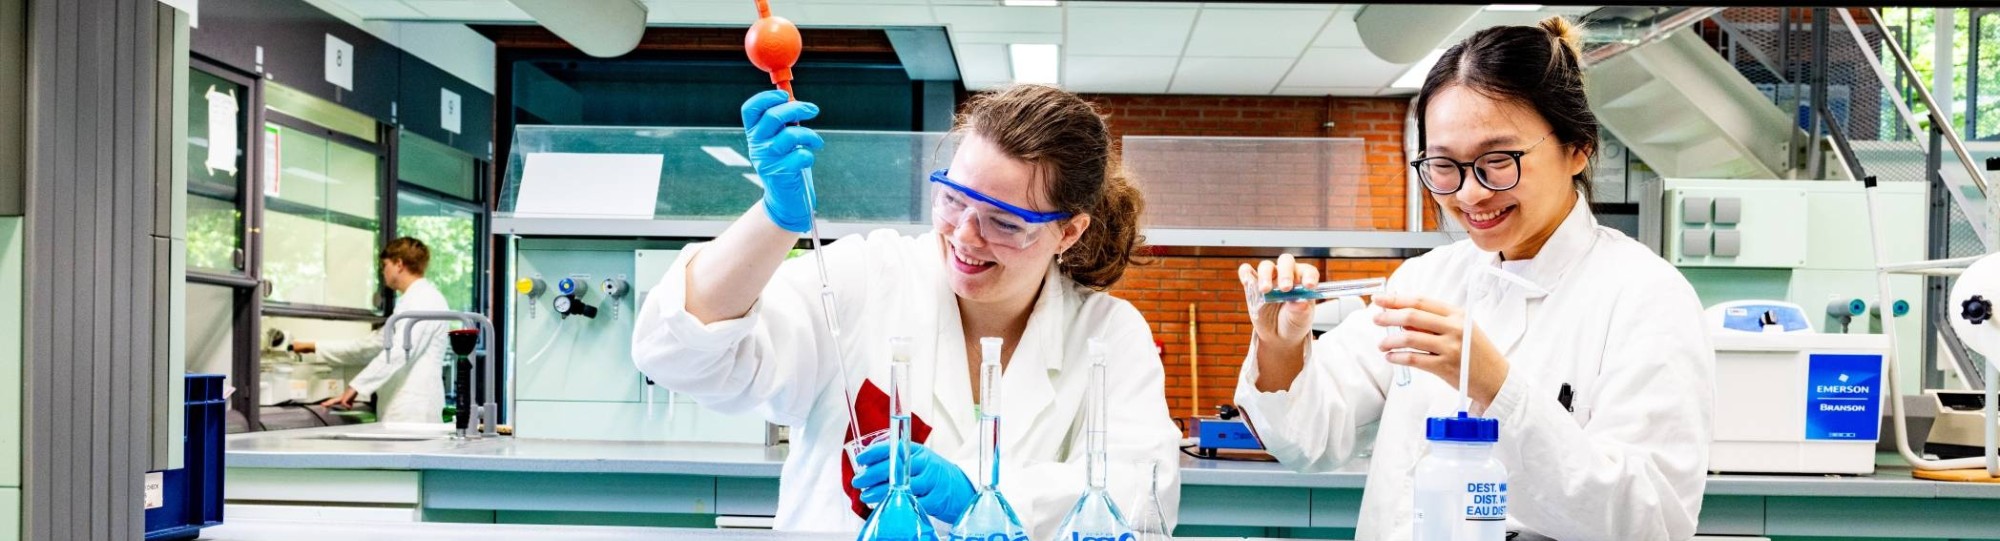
[[1009, 44, 1060, 85], [701, 146, 753, 167], [1003, 0, 1060, 6], [742, 173, 764, 188], [1486, 4, 1544, 11], [1391, 48, 1446, 89]]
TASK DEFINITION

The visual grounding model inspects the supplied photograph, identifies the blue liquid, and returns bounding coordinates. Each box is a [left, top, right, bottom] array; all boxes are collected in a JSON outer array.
[[858, 415, 937, 541]]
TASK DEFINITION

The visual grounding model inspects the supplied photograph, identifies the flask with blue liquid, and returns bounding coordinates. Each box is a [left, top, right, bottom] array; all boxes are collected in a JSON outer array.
[[949, 338, 1030, 541], [857, 337, 939, 541], [1052, 339, 1134, 541]]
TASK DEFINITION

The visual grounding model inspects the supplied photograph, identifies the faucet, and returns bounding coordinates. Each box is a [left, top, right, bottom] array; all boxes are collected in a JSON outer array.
[[383, 310, 500, 439]]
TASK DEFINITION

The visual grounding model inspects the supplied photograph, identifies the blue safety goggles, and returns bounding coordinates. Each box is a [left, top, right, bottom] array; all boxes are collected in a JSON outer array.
[[927, 169, 1073, 224]]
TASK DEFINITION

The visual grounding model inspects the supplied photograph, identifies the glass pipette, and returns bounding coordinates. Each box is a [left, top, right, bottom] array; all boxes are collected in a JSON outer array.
[[745, 0, 863, 446], [1260, 277, 1385, 303], [1258, 277, 1410, 385]]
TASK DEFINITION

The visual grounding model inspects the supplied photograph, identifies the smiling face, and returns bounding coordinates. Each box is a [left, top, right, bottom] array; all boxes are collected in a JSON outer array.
[[935, 133, 1090, 307], [1422, 85, 1589, 260]]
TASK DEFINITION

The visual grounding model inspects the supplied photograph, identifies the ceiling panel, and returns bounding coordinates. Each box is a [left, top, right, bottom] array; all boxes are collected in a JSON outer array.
[[790, 0, 933, 4], [339, 0, 426, 19], [1169, 57, 1291, 95], [1065, 6, 1197, 56], [401, 0, 529, 20], [661, 1, 758, 24], [1282, 46, 1407, 88], [315, 0, 1600, 96], [1198, 1, 1335, 10], [953, 42, 1013, 87], [1064, 55, 1177, 93], [953, 31, 1063, 45], [798, 4, 937, 26], [1183, 7, 1332, 58], [931, 5, 1062, 34], [1310, 10, 1363, 48]]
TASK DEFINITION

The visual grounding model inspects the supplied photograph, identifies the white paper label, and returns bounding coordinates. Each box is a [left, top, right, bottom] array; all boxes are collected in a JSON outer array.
[[262, 126, 281, 197], [440, 88, 462, 135], [514, 153, 665, 219], [324, 34, 354, 90], [203, 86, 239, 176], [144, 472, 165, 510], [1462, 482, 1507, 521]]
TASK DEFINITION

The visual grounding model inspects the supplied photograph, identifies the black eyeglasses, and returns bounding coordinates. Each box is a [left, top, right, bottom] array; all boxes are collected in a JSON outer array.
[[1410, 133, 1553, 195]]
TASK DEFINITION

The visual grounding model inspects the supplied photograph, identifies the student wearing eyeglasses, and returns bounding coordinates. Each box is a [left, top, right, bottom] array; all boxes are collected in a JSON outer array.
[[632, 85, 1181, 537], [1235, 17, 1715, 541]]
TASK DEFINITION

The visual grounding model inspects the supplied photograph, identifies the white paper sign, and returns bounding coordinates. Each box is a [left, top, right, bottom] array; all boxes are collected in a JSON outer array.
[[144, 472, 165, 510], [324, 34, 354, 90], [263, 126, 282, 197], [515, 153, 664, 219], [203, 85, 239, 175], [440, 88, 462, 135]]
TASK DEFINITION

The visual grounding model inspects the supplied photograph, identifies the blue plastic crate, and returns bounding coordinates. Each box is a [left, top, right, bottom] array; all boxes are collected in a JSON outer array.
[[145, 374, 226, 541]]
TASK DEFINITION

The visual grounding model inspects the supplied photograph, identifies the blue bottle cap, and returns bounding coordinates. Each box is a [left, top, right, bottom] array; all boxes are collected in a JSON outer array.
[[1426, 412, 1499, 443]]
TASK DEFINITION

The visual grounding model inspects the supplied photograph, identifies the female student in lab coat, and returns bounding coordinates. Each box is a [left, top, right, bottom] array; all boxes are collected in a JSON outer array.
[[632, 84, 1182, 536], [1236, 18, 1715, 541]]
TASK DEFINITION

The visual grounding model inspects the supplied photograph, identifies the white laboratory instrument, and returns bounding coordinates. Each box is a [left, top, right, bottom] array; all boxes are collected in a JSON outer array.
[[1705, 301, 1890, 474], [1924, 390, 1999, 459]]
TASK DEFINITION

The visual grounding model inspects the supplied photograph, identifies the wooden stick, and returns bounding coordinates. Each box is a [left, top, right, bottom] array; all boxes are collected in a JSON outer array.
[[1189, 303, 1199, 418]]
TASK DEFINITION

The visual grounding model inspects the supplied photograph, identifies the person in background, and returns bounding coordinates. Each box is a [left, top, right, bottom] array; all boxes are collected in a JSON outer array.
[[1235, 17, 1715, 541], [292, 237, 453, 424], [631, 85, 1181, 537]]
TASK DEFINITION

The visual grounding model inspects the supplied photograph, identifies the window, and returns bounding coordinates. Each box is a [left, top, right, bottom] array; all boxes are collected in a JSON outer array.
[[395, 131, 483, 312], [396, 191, 479, 311], [187, 69, 247, 273], [261, 124, 383, 311]]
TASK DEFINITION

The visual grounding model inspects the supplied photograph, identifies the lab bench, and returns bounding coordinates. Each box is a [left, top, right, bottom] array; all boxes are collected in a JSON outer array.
[[226, 424, 2000, 539], [200, 519, 850, 541]]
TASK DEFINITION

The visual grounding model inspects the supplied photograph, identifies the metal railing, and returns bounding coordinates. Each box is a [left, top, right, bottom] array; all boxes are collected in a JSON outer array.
[[1843, 8, 1993, 200], [1578, 6, 1727, 68]]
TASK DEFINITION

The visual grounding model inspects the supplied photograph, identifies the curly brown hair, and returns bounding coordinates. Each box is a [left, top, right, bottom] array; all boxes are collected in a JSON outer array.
[[953, 84, 1147, 289]]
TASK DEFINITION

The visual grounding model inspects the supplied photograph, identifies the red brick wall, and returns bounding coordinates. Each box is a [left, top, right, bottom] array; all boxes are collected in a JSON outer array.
[[1080, 94, 1430, 427], [1110, 257, 1407, 420]]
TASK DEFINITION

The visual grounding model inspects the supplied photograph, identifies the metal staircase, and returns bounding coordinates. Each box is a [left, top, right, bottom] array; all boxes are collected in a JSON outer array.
[[1581, 7, 1801, 180]]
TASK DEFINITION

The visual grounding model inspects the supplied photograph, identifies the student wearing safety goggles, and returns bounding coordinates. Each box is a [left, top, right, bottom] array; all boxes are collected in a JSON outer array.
[[632, 85, 1181, 538]]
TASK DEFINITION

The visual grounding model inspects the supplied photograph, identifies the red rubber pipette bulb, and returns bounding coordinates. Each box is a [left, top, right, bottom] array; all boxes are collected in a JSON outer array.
[[745, 1, 802, 97]]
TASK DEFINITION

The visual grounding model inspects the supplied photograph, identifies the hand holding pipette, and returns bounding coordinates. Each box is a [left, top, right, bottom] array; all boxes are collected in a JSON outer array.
[[739, 91, 822, 233], [1239, 254, 1320, 350], [743, 0, 865, 450], [1372, 293, 1510, 410], [1239, 255, 1414, 388]]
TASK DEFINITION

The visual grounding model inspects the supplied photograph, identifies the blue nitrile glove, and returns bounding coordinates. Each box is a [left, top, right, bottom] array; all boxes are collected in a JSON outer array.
[[739, 90, 825, 233], [851, 440, 978, 523]]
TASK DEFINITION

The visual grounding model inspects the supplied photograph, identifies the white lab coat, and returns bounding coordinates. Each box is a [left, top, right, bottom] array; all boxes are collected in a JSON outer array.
[[318, 278, 452, 424], [633, 230, 1183, 537], [1236, 199, 1715, 541]]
